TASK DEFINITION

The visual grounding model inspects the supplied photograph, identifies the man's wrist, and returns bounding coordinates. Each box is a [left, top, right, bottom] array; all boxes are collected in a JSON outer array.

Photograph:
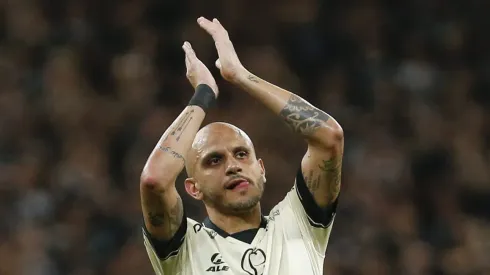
[[188, 84, 216, 111], [233, 68, 256, 86]]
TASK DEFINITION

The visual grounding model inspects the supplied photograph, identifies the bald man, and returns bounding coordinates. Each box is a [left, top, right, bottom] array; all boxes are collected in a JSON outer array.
[[140, 17, 344, 275]]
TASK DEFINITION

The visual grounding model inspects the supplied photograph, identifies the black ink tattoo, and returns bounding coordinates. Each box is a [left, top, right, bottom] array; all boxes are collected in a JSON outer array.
[[166, 109, 194, 142], [147, 196, 183, 236], [319, 157, 342, 203], [177, 117, 192, 141], [279, 94, 330, 135], [148, 211, 165, 226], [168, 196, 184, 233], [158, 146, 185, 162], [304, 169, 322, 193], [148, 198, 165, 227], [248, 75, 260, 83]]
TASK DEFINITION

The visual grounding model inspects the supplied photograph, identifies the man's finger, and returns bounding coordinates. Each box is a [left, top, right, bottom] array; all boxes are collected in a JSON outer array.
[[182, 42, 194, 72], [182, 41, 196, 58], [197, 16, 216, 36], [213, 18, 221, 26], [212, 18, 228, 34], [184, 53, 191, 69]]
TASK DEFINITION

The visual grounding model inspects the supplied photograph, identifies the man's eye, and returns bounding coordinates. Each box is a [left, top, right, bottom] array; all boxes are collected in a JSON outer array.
[[236, 151, 248, 158], [209, 157, 221, 165]]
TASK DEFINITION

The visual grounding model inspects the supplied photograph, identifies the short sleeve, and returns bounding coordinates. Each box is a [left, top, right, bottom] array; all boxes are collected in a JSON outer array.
[[142, 215, 188, 274], [281, 167, 338, 253]]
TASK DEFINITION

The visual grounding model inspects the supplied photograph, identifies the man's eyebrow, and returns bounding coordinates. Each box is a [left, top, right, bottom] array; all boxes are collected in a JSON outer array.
[[200, 150, 221, 164], [233, 145, 250, 153]]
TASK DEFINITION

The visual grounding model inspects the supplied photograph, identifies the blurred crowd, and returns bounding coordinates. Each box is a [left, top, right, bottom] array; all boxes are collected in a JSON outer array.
[[1, 0, 490, 274]]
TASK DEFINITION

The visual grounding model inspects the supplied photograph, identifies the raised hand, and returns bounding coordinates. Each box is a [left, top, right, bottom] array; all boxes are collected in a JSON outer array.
[[197, 17, 245, 83], [182, 41, 219, 97]]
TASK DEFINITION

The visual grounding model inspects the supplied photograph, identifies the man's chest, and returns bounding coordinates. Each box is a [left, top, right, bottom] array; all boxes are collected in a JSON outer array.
[[185, 224, 310, 275], [188, 228, 271, 274]]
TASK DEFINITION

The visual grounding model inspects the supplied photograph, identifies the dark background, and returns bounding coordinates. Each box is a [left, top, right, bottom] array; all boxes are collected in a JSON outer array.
[[1, 0, 490, 274]]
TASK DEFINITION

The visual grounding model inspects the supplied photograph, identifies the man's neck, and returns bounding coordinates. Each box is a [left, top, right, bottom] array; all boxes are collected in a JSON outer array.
[[205, 205, 262, 235]]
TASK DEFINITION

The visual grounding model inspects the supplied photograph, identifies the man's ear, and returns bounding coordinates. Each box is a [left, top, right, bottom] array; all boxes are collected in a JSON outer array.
[[184, 178, 203, 200], [258, 158, 266, 183]]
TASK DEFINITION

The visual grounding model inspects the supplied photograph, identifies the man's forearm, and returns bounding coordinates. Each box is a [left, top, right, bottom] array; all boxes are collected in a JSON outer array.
[[141, 106, 205, 189], [235, 70, 342, 145]]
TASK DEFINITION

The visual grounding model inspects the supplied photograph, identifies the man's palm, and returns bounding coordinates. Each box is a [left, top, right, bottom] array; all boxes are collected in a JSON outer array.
[[182, 41, 219, 97], [197, 17, 244, 82]]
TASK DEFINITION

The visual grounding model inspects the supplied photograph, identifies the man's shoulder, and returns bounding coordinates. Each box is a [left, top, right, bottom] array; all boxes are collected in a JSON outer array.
[[184, 217, 221, 242], [185, 217, 200, 226]]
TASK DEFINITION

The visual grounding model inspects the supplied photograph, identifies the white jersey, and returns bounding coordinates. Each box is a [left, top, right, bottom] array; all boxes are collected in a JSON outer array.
[[143, 169, 338, 275]]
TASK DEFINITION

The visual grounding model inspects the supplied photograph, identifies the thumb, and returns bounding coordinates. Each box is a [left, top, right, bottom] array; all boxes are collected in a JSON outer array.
[[215, 59, 222, 70]]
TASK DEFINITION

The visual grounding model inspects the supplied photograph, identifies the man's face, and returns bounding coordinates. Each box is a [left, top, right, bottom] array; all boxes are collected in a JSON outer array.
[[186, 123, 265, 214]]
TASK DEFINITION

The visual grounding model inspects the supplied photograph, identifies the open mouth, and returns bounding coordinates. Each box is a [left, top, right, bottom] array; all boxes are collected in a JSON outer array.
[[226, 179, 250, 190]]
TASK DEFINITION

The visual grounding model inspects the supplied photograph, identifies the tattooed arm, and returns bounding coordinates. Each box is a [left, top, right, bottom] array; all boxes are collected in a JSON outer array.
[[198, 17, 343, 207], [140, 106, 205, 240], [238, 75, 343, 207], [140, 41, 218, 241]]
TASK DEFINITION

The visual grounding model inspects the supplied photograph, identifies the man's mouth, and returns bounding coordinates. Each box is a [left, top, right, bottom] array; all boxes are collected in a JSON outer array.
[[226, 178, 251, 190]]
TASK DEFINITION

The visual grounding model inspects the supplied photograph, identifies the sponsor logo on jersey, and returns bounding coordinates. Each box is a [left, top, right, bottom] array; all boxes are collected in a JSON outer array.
[[206, 253, 229, 272], [194, 223, 217, 239], [193, 223, 203, 233]]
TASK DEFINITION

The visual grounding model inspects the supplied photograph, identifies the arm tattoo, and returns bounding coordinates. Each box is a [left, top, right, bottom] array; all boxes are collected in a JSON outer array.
[[304, 169, 322, 193], [248, 75, 260, 83], [158, 146, 185, 162], [279, 94, 330, 136], [148, 212, 165, 226], [148, 198, 165, 226], [158, 109, 194, 162], [165, 109, 194, 142], [147, 196, 184, 234], [319, 157, 342, 202], [167, 196, 184, 233]]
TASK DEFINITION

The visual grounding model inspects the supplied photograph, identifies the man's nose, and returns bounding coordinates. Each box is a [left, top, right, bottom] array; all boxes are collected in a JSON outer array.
[[225, 160, 242, 176]]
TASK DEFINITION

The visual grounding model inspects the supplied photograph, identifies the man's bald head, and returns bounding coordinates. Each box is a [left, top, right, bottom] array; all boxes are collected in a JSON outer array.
[[183, 121, 265, 216], [185, 122, 255, 177]]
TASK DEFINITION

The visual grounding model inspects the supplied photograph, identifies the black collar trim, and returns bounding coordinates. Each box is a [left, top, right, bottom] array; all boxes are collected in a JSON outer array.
[[202, 216, 268, 243]]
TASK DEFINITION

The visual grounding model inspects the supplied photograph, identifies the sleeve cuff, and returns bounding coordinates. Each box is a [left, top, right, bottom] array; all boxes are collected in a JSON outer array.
[[295, 167, 338, 228], [142, 212, 187, 260]]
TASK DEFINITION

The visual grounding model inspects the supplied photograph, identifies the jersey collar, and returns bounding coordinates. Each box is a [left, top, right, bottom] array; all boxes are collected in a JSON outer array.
[[203, 216, 268, 242]]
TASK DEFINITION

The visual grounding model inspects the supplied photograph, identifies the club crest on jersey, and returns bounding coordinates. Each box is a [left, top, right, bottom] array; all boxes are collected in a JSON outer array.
[[206, 229, 218, 239], [267, 210, 280, 221], [206, 253, 229, 272], [241, 248, 266, 275]]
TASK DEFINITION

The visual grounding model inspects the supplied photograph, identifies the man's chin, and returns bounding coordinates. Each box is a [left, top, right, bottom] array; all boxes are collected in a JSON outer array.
[[226, 195, 261, 214]]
